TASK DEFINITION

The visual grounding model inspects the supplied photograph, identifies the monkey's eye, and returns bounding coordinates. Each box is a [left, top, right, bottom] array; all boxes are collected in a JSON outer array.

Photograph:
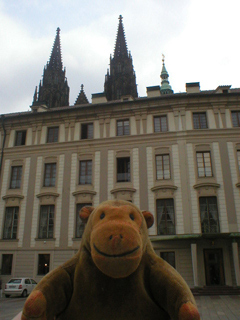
[[129, 213, 135, 221], [100, 212, 105, 219]]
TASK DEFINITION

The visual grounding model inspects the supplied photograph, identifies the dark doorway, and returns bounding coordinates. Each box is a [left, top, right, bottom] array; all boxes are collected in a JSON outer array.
[[204, 249, 225, 286]]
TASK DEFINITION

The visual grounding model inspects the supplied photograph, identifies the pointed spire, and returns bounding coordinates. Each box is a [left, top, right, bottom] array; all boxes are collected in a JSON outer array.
[[104, 15, 138, 101], [48, 27, 62, 70], [114, 15, 128, 58], [75, 84, 89, 105], [31, 28, 69, 109], [33, 86, 38, 103], [160, 54, 173, 95]]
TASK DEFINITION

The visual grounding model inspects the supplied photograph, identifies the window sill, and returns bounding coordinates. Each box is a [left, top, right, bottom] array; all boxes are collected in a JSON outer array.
[[72, 237, 82, 241], [0, 238, 19, 242], [35, 238, 56, 241]]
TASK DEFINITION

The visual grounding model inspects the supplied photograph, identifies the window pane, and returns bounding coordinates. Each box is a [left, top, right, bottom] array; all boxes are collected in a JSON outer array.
[[157, 199, 175, 235], [200, 197, 219, 234], [197, 152, 212, 177], [81, 123, 93, 139], [44, 163, 56, 187], [154, 116, 167, 132], [160, 252, 175, 268], [39, 205, 54, 239], [76, 203, 91, 238], [15, 131, 26, 146], [1, 254, 13, 275], [3, 207, 19, 239], [38, 254, 50, 275], [47, 127, 59, 143], [232, 111, 240, 127], [156, 155, 170, 180], [117, 157, 130, 182], [117, 120, 129, 136], [79, 160, 92, 184], [237, 150, 240, 173], [193, 113, 207, 129], [10, 166, 22, 189]]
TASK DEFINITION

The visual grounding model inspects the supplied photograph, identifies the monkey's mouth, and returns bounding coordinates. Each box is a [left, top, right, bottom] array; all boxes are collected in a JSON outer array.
[[93, 244, 140, 258]]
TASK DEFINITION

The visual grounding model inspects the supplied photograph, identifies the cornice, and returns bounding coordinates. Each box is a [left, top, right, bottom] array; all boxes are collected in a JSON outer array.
[[110, 187, 136, 194], [151, 185, 178, 192], [36, 192, 60, 198], [2, 194, 24, 200], [193, 183, 220, 189], [72, 190, 97, 196]]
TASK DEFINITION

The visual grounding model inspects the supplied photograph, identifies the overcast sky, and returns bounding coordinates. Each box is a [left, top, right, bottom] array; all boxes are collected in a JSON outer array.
[[1, 0, 240, 114]]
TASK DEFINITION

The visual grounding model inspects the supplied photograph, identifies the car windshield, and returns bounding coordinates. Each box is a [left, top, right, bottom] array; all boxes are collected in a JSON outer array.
[[8, 279, 22, 284]]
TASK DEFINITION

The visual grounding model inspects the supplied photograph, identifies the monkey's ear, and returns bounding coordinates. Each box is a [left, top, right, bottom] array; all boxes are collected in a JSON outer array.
[[79, 206, 95, 223], [142, 211, 154, 229]]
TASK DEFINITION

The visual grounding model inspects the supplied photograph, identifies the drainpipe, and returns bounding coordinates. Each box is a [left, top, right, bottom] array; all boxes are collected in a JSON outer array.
[[0, 115, 6, 177]]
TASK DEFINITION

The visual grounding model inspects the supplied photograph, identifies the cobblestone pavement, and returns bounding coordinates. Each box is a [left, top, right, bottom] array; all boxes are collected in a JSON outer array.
[[0, 295, 240, 319], [195, 295, 240, 320]]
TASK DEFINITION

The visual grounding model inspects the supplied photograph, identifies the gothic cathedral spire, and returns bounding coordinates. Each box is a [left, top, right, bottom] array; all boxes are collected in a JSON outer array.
[[32, 28, 69, 109], [104, 15, 138, 101]]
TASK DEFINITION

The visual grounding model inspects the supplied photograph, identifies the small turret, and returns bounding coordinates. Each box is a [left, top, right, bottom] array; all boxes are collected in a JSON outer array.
[[160, 55, 173, 95], [75, 84, 89, 105]]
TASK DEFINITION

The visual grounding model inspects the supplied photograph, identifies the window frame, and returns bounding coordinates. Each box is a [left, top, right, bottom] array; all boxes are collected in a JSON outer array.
[[156, 198, 175, 235], [75, 203, 92, 238], [38, 205, 55, 239], [154, 115, 168, 133], [117, 157, 131, 182], [155, 154, 171, 180], [237, 150, 240, 174], [231, 111, 240, 127], [10, 166, 22, 189], [38, 254, 50, 275], [196, 151, 213, 177], [3, 207, 19, 239], [79, 160, 92, 185], [193, 112, 208, 129], [199, 196, 220, 234], [117, 119, 130, 136], [81, 123, 93, 140], [44, 163, 56, 187], [15, 130, 26, 146], [160, 251, 176, 268], [1, 254, 13, 275], [47, 127, 59, 143]]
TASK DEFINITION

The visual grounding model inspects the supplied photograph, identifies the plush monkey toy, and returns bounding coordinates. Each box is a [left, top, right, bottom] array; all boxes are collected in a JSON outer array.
[[22, 200, 200, 320]]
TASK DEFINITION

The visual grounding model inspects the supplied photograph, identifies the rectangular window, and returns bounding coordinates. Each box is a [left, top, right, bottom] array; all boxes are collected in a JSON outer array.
[[156, 199, 175, 235], [47, 127, 59, 143], [160, 252, 175, 268], [196, 152, 213, 177], [237, 150, 240, 173], [1, 254, 13, 275], [15, 130, 26, 146], [231, 111, 240, 127], [79, 160, 92, 185], [76, 203, 91, 238], [10, 166, 22, 189], [117, 157, 130, 182], [44, 163, 56, 187], [117, 119, 130, 136], [156, 154, 170, 180], [154, 116, 168, 132], [3, 207, 19, 239], [38, 205, 54, 239], [81, 123, 93, 139], [193, 112, 208, 129], [200, 197, 219, 234], [38, 254, 50, 275]]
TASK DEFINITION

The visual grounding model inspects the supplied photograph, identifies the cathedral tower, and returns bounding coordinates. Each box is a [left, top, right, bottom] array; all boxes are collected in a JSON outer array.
[[32, 28, 69, 109], [104, 15, 138, 101]]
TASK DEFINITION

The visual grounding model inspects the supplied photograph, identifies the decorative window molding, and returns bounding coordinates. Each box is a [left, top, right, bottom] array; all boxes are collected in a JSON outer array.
[[72, 190, 96, 203], [2, 194, 24, 206], [151, 185, 177, 199], [36, 192, 59, 205], [193, 182, 220, 197], [110, 187, 136, 201]]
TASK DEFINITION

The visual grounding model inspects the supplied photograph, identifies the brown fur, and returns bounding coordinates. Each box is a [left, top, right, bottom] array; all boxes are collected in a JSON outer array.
[[22, 200, 200, 320]]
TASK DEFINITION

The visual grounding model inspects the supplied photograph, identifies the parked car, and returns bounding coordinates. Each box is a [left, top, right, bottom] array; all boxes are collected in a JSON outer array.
[[4, 278, 37, 298]]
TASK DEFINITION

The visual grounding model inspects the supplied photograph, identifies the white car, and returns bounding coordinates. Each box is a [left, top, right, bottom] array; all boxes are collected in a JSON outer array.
[[4, 278, 37, 298]]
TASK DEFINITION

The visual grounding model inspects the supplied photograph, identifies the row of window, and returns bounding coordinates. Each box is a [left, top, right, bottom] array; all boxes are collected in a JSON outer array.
[[2, 196, 220, 242], [8, 149, 240, 190], [13, 111, 240, 146], [1, 253, 50, 275], [1, 250, 176, 277]]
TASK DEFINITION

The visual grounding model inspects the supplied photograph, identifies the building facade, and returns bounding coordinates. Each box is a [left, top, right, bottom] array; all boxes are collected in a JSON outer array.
[[0, 17, 240, 291]]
